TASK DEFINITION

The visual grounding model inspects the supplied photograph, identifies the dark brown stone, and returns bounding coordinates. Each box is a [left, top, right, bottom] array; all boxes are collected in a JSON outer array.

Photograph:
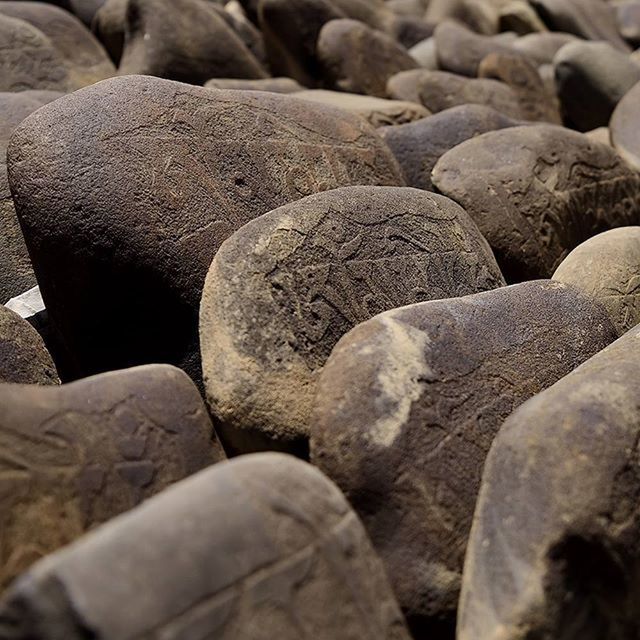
[[118, 0, 267, 84], [459, 323, 640, 640], [7, 75, 404, 385], [91, 0, 126, 64], [0, 304, 59, 385], [317, 18, 417, 97], [432, 124, 640, 281], [498, 0, 548, 34], [200, 186, 505, 456], [310, 280, 618, 635], [0, 453, 411, 639], [609, 71, 640, 171], [380, 104, 522, 191], [0, 364, 222, 590], [425, 0, 500, 35]]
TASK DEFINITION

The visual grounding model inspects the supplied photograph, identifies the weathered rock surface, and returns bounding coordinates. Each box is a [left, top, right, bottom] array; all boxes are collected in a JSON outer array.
[[7, 75, 404, 384], [200, 186, 505, 456], [554, 40, 640, 131], [118, 0, 267, 84], [0, 364, 222, 590], [553, 226, 640, 334], [205, 76, 304, 93], [0, 90, 62, 304], [0, 2, 114, 87], [0, 453, 411, 639], [0, 304, 58, 385], [317, 18, 417, 97], [611, 79, 640, 171], [294, 89, 430, 126], [311, 280, 618, 635], [432, 124, 640, 281], [380, 104, 522, 191], [459, 323, 640, 640]]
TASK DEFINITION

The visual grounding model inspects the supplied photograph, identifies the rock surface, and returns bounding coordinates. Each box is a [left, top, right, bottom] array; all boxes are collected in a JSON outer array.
[[611, 79, 640, 171]]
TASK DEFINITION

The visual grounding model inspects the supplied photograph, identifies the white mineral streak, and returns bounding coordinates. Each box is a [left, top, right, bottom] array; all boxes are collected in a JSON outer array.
[[368, 315, 431, 448], [5, 286, 44, 317]]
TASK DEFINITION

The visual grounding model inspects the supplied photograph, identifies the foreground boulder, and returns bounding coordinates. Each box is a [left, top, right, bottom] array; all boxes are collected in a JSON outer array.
[[7, 75, 403, 384], [380, 104, 522, 191], [553, 227, 640, 335], [0, 364, 222, 590], [611, 79, 640, 171], [311, 280, 617, 635], [0, 453, 411, 639], [432, 124, 640, 281], [200, 186, 505, 456], [459, 323, 640, 640]]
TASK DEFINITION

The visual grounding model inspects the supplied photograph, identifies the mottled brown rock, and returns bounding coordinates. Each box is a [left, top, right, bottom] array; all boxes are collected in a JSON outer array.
[[511, 30, 577, 64], [0, 304, 58, 385], [0, 364, 222, 591], [434, 20, 522, 77], [380, 104, 522, 191], [459, 324, 640, 640], [432, 124, 640, 281], [0, 453, 411, 640], [553, 227, 640, 334], [0, 13, 73, 92], [7, 75, 404, 384], [611, 79, 640, 171], [407, 70, 526, 119], [317, 18, 417, 98], [205, 76, 304, 93], [554, 40, 640, 131], [0, 2, 114, 87], [118, 0, 267, 84], [201, 186, 505, 456], [295, 89, 430, 126], [259, 0, 345, 87], [530, 0, 630, 51], [311, 280, 618, 635], [0, 90, 62, 304], [478, 52, 562, 123]]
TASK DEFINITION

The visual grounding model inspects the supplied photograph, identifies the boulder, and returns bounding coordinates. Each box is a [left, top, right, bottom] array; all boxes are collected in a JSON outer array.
[[205, 77, 305, 93], [311, 280, 617, 635], [432, 124, 640, 281], [200, 186, 505, 455], [610, 77, 640, 170], [7, 75, 404, 384], [511, 30, 578, 64], [0, 364, 223, 590], [459, 323, 640, 640], [0, 453, 411, 640]]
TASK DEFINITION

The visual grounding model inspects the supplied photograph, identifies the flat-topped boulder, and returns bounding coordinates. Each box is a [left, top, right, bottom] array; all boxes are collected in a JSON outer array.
[[311, 280, 618, 634], [7, 75, 404, 384], [200, 186, 505, 456], [0, 453, 411, 639]]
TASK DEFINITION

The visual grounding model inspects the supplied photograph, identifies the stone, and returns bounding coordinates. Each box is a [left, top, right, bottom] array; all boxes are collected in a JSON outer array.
[[425, 0, 500, 35], [609, 75, 640, 170], [511, 30, 578, 64], [553, 227, 640, 334], [118, 0, 267, 84], [432, 124, 640, 281], [530, 0, 630, 51], [7, 75, 404, 384], [0, 304, 59, 385], [397, 70, 526, 119], [0, 90, 62, 304], [205, 77, 305, 93], [294, 89, 430, 126], [91, 0, 126, 64], [585, 126, 612, 146], [0, 364, 223, 590], [258, 0, 345, 87], [386, 69, 427, 104], [218, 1, 267, 67], [408, 37, 438, 69], [310, 280, 617, 636], [498, 0, 548, 34], [434, 20, 523, 77], [0, 453, 412, 640], [616, 0, 640, 47], [478, 52, 562, 123], [200, 186, 505, 456], [317, 18, 417, 98], [380, 104, 522, 191], [554, 40, 640, 131], [391, 14, 434, 49], [68, 0, 105, 25], [459, 324, 640, 640], [0, 13, 73, 92], [0, 2, 114, 87]]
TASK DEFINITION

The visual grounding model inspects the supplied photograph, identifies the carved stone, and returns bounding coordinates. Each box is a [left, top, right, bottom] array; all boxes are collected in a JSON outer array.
[[311, 280, 618, 634]]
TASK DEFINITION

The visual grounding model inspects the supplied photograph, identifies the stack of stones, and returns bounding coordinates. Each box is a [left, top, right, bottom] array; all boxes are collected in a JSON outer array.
[[1, 0, 640, 638]]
